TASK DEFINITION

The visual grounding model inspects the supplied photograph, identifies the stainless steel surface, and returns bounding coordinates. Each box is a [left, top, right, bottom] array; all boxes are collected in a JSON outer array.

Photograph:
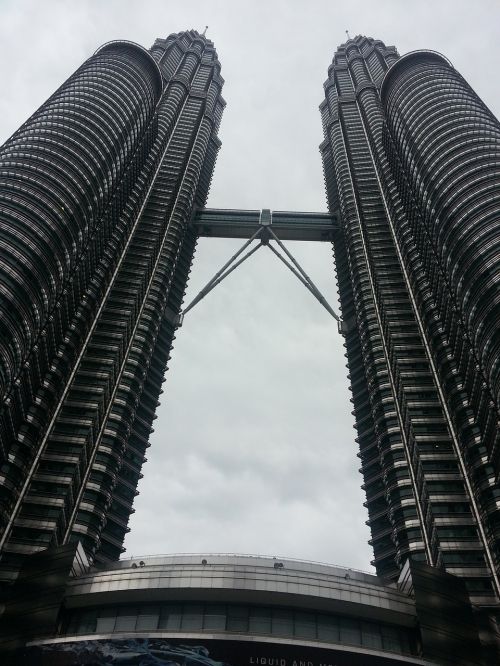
[[65, 554, 416, 627], [193, 208, 339, 241]]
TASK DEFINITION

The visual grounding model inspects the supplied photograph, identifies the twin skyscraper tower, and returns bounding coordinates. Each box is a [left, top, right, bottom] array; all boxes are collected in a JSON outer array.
[[0, 30, 499, 615]]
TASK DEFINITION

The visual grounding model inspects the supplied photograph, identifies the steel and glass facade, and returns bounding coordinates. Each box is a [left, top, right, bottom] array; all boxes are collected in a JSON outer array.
[[54, 554, 421, 658], [0, 30, 225, 577], [1, 25, 500, 657], [5, 550, 487, 665], [320, 36, 500, 605]]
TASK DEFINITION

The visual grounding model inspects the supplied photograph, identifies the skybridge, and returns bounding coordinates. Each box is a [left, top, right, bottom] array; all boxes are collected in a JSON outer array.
[[179, 207, 345, 332], [193, 207, 339, 242]]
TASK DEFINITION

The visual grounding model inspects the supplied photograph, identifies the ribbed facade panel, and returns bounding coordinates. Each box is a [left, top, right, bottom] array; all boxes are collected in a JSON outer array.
[[0, 41, 164, 572], [0, 31, 224, 577], [381, 52, 500, 442], [0, 43, 161, 429], [321, 36, 500, 605], [381, 57, 500, 405], [379, 51, 500, 598]]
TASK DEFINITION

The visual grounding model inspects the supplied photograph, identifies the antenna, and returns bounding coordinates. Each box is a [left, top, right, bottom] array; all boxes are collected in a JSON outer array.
[[202, 25, 208, 36], [345, 29, 351, 40]]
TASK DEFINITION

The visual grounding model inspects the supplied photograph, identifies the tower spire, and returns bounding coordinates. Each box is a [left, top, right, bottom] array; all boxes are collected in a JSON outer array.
[[202, 25, 208, 36], [345, 29, 351, 40]]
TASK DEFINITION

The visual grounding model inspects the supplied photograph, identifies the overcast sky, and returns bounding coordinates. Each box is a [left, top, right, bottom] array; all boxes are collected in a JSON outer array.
[[1, 0, 499, 573]]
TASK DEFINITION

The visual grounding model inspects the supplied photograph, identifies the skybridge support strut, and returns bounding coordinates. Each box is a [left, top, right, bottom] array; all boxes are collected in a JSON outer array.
[[176, 209, 342, 330], [179, 237, 263, 325], [266, 227, 340, 322]]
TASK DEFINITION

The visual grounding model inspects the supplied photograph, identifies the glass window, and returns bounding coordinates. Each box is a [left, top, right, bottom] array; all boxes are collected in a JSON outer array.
[[96, 608, 116, 633], [294, 611, 316, 639], [66, 615, 79, 635], [66, 603, 415, 657], [76, 610, 97, 634], [204, 604, 226, 631], [272, 609, 293, 637], [465, 579, 493, 593], [317, 613, 339, 642], [227, 606, 248, 632], [159, 604, 182, 630], [340, 617, 361, 645], [361, 621, 382, 649], [249, 607, 271, 635], [115, 608, 137, 632], [136, 606, 160, 631], [381, 625, 402, 653], [182, 605, 203, 631]]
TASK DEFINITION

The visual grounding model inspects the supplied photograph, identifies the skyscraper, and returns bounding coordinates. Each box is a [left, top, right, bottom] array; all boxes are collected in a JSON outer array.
[[0, 30, 225, 578], [0, 24, 499, 620], [321, 36, 500, 606], [1, 27, 500, 664]]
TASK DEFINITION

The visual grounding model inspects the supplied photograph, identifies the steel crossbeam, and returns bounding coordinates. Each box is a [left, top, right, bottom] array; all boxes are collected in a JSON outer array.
[[193, 207, 339, 242]]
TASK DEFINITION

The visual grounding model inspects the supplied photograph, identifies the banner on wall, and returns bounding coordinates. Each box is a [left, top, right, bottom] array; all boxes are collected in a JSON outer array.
[[22, 637, 419, 666]]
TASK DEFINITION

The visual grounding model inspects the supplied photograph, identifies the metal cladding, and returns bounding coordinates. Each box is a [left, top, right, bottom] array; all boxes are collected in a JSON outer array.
[[1, 24, 500, 628], [10, 551, 484, 664], [0, 31, 224, 576], [0, 41, 162, 443], [320, 36, 500, 605], [380, 50, 500, 462]]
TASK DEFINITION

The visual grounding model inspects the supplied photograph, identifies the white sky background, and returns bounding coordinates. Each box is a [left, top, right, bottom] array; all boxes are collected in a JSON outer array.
[[1, 0, 499, 571]]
